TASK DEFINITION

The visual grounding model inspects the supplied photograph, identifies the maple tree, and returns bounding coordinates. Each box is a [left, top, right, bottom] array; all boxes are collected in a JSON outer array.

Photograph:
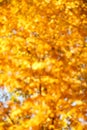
[[0, 0, 87, 130]]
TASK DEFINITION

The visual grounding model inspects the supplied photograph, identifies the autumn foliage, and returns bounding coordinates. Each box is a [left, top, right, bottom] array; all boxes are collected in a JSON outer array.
[[0, 0, 87, 130]]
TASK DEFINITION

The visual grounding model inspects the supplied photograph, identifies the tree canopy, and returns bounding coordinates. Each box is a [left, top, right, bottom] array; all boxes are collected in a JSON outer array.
[[0, 0, 87, 130]]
